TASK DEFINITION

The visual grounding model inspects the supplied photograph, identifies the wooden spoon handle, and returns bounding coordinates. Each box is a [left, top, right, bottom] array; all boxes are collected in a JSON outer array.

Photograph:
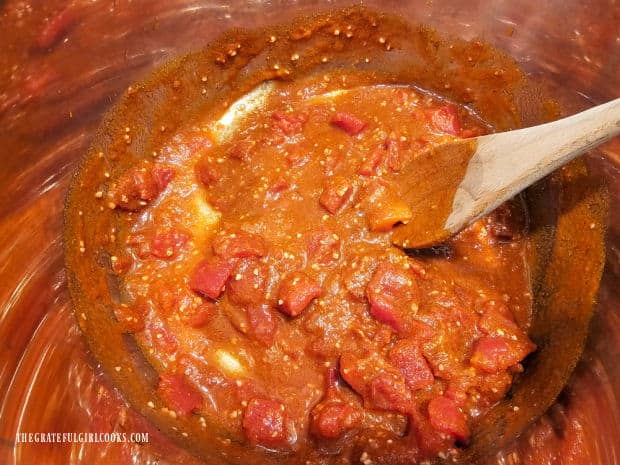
[[446, 98, 620, 232]]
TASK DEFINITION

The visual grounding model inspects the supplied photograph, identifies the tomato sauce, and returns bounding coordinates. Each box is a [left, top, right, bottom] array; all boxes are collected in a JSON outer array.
[[108, 82, 535, 463]]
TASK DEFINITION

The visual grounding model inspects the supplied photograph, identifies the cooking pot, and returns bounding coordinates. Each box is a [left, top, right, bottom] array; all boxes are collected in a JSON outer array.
[[0, 1, 618, 465]]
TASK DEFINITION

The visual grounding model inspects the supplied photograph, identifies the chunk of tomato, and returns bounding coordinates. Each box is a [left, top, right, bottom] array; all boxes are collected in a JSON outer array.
[[243, 398, 287, 447], [425, 104, 461, 136], [470, 336, 536, 373], [389, 339, 434, 391], [212, 231, 267, 260], [189, 256, 235, 300], [330, 112, 367, 135], [157, 374, 203, 416], [311, 401, 361, 439], [427, 396, 470, 443], [228, 260, 269, 306], [150, 228, 190, 259], [319, 176, 354, 214], [278, 272, 321, 317], [366, 261, 419, 333], [247, 305, 277, 346]]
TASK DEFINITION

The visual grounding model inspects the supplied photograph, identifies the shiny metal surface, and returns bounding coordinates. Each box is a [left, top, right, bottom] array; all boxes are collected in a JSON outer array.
[[0, 1, 618, 464]]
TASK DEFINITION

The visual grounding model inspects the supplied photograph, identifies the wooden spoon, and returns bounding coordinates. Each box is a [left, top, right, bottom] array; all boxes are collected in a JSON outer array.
[[391, 98, 620, 249]]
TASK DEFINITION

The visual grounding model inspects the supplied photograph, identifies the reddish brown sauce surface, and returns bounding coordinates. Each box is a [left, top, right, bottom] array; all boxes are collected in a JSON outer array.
[[108, 82, 535, 463], [59, 6, 609, 465]]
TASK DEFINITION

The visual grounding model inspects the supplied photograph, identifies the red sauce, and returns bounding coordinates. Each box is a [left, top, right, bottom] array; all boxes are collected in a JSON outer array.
[[110, 83, 535, 462]]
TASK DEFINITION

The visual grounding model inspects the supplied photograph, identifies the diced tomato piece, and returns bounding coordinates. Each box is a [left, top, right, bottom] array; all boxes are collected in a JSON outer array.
[[389, 339, 434, 391], [427, 396, 470, 443], [272, 111, 307, 135], [243, 398, 287, 447], [157, 374, 203, 416], [113, 300, 148, 333], [278, 272, 321, 317], [366, 261, 419, 333], [339, 353, 368, 396], [311, 401, 361, 439], [330, 112, 367, 136], [150, 228, 190, 259], [358, 148, 384, 176], [470, 336, 536, 373], [189, 256, 235, 300], [228, 140, 256, 162], [182, 302, 217, 328], [110, 163, 175, 211], [367, 298, 406, 333], [368, 372, 412, 414], [361, 180, 413, 232], [410, 413, 451, 458], [425, 104, 461, 136], [195, 158, 222, 186], [247, 305, 277, 346], [212, 231, 267, 260], [306, 228, 341, 265], [319, 176, 354, 214], [228, 260, 269, 306], [339, 353, 386, 401]]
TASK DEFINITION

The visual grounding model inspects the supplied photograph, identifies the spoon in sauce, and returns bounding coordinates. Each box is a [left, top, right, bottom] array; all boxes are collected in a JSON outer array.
[[391, 98, 620, 249]]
